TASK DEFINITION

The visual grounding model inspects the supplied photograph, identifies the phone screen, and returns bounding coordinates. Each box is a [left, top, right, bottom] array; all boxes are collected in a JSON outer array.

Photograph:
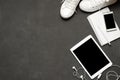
[[104, 13, 116, 30]]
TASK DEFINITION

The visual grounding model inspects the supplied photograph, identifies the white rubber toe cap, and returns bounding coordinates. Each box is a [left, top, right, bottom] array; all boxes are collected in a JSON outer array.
[[60, 8, 74, 19]]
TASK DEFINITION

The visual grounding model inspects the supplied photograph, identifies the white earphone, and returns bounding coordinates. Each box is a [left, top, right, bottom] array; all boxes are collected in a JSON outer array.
[[72, 65, 120, 80], [72, 66, 84, 80], [72, 66, 78, 72]]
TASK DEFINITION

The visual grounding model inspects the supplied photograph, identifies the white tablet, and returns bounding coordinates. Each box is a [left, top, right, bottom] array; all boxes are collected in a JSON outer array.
[[70, 35, 112, 79]]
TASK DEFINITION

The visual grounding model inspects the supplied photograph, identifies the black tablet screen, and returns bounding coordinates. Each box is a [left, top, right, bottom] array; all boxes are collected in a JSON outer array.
[[73, 38, 109, 75]]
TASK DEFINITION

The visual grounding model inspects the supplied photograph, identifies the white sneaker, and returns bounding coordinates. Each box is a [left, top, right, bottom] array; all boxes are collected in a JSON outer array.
[[60, 0, 80, 19], [79, 0, 117, 12]]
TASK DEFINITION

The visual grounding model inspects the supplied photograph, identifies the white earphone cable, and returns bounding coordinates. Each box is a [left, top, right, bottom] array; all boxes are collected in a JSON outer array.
[[72, 64, 120, 80]]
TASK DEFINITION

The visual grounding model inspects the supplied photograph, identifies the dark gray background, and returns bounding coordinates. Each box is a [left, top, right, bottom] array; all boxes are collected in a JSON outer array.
[[0, 0, 119, 80]]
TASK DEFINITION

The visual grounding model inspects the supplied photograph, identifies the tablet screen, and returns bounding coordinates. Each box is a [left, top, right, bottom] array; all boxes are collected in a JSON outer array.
[[70, 35, 112, 79]]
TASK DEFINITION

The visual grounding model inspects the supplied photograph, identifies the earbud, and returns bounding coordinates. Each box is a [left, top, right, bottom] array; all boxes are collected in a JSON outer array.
[[72, 66, 78, 72], [80, 75, 84, 80], [72, 66, 84, 80]]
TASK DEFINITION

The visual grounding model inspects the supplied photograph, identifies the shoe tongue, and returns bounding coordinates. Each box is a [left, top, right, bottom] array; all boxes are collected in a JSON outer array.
[[64, 0, 79, 10], [66, 0, 75, 3], [65, 0, 79, 4]]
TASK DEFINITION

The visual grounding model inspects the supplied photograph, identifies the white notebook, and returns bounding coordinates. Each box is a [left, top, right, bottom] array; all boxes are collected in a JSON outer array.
[[87, 7, 120, 46]]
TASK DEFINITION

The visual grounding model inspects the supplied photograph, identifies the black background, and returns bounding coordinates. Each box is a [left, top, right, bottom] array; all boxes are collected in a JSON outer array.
[[0, 0, 120, 80]]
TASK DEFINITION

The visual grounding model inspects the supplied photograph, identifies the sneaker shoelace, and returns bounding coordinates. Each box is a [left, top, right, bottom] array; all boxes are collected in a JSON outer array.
[[61, 0, 79, 10]]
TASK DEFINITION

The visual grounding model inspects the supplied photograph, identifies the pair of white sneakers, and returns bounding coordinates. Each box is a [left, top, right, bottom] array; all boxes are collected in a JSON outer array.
[[60, 0, 117, 19]]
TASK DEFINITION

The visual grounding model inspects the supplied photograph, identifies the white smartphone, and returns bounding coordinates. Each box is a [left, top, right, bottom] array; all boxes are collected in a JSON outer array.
[[103, 12, 117, 32]]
